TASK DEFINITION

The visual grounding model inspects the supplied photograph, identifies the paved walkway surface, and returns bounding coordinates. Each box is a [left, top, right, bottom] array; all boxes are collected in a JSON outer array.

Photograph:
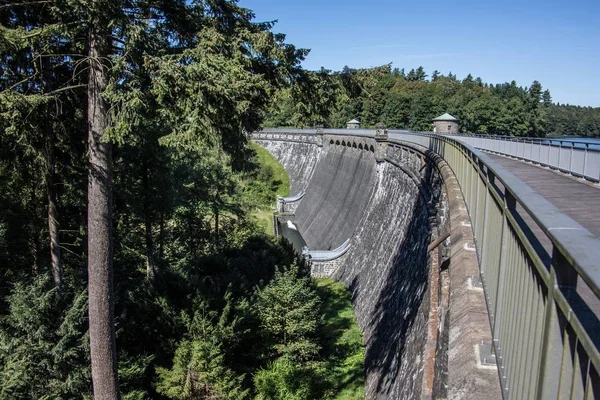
[[485, 152, 600, 320], [486, 153, 600, 238]]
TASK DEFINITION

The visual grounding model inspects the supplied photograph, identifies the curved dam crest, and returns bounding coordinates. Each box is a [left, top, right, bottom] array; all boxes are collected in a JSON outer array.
[[257, 137, 442, 399]]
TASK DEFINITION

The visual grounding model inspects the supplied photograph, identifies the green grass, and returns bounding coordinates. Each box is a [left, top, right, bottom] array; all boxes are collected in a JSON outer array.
[[248, 141, 290, 198], [316, 278, 365, 400], [248, 142, 289, 235], [254, 208, 275, 235]]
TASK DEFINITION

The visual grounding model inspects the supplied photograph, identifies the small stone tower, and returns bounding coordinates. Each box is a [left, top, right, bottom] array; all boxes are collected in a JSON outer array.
[[347, 119, 361, 129], [433, 113, 459, 134]]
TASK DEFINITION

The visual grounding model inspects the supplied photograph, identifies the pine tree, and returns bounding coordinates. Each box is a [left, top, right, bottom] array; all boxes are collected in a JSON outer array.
[[156, 307, 250, 400], [253, 264, 321, 361]]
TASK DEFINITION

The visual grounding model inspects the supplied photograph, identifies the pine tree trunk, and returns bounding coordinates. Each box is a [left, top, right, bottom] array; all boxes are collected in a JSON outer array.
[[214, 195, 219, 249], [87, 16, 120, 400], [158, 214, 165, 262], [46, 120, 62, 289], [142, 160, 155, 280], [42, 53, 62, 289], [30, 181, 40, 276]]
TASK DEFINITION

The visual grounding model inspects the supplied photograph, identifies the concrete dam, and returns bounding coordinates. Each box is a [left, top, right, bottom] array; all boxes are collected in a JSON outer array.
[[253, 129, 501, 400]]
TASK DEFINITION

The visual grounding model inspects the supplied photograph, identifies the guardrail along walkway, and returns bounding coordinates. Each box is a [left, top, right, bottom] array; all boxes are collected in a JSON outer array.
[[485, 152, 600, 238]]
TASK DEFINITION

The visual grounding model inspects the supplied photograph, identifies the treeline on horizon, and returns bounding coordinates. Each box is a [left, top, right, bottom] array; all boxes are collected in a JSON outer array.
[[264, 65, 600, 138]]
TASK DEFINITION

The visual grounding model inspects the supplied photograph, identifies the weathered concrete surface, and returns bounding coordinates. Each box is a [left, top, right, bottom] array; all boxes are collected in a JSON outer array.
[[257, 140, 322, 194], [257, 137, 439, 399], [333, 159, 435, 399], [294, 143, 377, 250], [255, 135, 501, 400], [433, 155, 502, 400]]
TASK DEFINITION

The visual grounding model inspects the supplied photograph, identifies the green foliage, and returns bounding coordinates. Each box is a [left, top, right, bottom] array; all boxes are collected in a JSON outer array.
[[252, 277, 366, 400], [0, 2, 366, 399], [262, 64, 599, 137], [253, 357, 329, 400], [0, 277, 91, 399], [315, 279, 365, 400], [242, 142, 290, 234], [254, 264, 322, 361], [156, 307, 250, 400], [244, 142, 290, 203], [547, 104, 600, 137]]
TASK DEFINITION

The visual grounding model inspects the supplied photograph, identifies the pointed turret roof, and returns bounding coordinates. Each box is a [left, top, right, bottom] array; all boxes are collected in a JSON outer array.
[[347, 119, 360, 124], [433, 113, 459, 121]]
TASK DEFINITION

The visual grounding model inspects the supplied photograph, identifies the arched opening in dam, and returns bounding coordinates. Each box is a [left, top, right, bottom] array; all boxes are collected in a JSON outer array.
[[256, 135, 449, 399]]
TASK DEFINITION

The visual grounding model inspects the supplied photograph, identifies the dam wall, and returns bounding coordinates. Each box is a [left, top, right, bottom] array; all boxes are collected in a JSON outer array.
[[294, 143, 377, 250], [257, 140, 322, 194], [254, 133, 444, 399]]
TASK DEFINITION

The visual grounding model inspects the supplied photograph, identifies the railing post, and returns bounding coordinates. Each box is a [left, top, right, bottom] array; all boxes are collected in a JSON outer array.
[[583, 144, 588, 179], [536, 247, 576, 398], [569, 142, 574, 174]]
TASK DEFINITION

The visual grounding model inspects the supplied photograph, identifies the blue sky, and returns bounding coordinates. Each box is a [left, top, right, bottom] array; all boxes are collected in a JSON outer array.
[[238, 0, 600, 107]]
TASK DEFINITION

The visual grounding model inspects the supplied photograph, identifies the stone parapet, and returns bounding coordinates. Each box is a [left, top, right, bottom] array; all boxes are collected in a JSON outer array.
[[429, 151, 502, 400]]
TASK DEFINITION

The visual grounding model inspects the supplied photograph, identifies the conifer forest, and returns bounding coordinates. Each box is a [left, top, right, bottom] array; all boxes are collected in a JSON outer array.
[[0, 1, 598, 399]]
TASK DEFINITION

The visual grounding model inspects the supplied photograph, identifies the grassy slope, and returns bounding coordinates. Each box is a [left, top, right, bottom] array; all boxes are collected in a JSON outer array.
[[316, 278, 365, 400], [248, 141, 290, 234]]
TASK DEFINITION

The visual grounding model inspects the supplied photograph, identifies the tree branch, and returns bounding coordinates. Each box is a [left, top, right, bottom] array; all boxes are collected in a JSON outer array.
[[0, 1, 53, 9]]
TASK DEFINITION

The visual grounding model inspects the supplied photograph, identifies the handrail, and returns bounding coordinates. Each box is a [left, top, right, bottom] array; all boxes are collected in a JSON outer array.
[[390, 132, 600, 296], [455, 133, 600, 149], [304, 238, 352, 262], [277, 192, 305, 203], [451, 134, 600, 182], [253, 128, 600, 399], [392, 131, 600, 399]]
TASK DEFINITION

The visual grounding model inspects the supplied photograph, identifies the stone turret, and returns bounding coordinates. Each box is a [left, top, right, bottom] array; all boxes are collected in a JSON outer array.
[[315, 124, 324, 147], [433, 113, 459, 134], [375, 123, 388, 163], [347, 119, 361, 129]]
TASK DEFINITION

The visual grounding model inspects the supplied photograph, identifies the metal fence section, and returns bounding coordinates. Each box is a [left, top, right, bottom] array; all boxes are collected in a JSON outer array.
[[390, 131, 600, 400], [253, 128, 600, 399], [453, 135, 600, 183]]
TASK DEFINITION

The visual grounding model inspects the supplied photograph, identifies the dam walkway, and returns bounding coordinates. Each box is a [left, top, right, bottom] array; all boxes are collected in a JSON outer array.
[[485, 152, 600, 238]]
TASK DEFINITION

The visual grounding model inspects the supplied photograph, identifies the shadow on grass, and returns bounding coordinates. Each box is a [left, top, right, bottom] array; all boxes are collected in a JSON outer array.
[[316, 278, 365, 399]]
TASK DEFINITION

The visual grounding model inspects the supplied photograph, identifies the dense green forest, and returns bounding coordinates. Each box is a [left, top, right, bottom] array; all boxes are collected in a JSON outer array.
[[264, 65, 600, 137], [0, 1, 364, 399], [2, 0, 598, 398]]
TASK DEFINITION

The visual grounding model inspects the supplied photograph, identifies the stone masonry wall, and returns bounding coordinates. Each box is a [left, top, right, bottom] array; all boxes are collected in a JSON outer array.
[[254, 131, 502, 400], [255, 135, 443, 399]]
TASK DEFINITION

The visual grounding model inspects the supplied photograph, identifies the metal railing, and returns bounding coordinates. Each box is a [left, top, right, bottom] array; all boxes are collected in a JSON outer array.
[[453, 135, 600, 183], [254, 128, 600, 399], [390, 131, 600, 399]]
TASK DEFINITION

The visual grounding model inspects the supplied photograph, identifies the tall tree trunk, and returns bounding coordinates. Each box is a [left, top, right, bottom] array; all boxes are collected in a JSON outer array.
[[87, 16, 120, 400], [30, 180, 40, 276], [158, 213, 165, 263], [142, 160, 155, 280], [41, 53, 62, 289], [46, 118, 62, 289], [213, 193, 219, 249]]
